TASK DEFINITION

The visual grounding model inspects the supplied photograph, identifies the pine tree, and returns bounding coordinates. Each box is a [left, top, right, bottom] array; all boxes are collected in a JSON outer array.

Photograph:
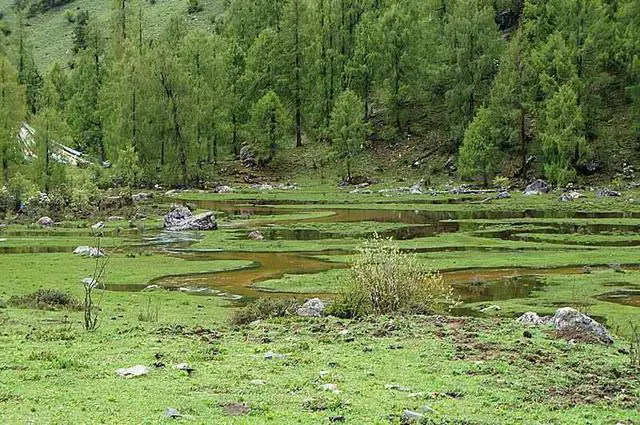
[[0, 56, 26, 184], [330, 89, 369, 179], [458, 107, 501, 186], [248, 91, 290, 165], [540, 84, 586, 186]]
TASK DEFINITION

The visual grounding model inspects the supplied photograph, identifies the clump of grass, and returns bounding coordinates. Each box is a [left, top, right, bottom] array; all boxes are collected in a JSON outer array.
[[230, 298, 299, 326], [328, 235, 459, 318], [137, 297, 160, 323], [9, 289, 81, 311]]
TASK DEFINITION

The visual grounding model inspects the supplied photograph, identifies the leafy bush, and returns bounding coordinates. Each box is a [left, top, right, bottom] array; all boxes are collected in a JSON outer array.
[[10, 289, 81, 311], [328, 235, 458, 318], [230, 298, 299, 326], [138, 297, 160, 323], [492, 175, 511, 190]]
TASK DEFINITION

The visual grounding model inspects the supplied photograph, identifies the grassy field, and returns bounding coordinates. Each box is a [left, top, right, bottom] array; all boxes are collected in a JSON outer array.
[[0, 0, 222, 68], [1, 186, 640, 423]]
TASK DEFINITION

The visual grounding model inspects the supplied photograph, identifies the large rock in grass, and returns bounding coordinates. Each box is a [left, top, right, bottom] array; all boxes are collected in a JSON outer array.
[[552, 307, 613, 344], [516, 312, 550, 325], [73, 246, 105, 257], [524, 179, 550, 196], [164, 207, 217, 231], [296, 298, 326, 317], [36, 216, 54, 227]]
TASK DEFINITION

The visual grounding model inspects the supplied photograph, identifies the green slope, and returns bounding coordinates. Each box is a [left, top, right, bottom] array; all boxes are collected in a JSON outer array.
[[0, 0, 222, 69]]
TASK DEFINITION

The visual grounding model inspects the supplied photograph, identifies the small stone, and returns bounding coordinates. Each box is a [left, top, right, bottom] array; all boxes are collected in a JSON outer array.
[[480, 304, 501, 313], [173, 363, 194, 375], [296, 298, 326, 317], [116, 365, 150, 378], [320, 383, 340, 394], [496, 191, 511, 199], [263, 351, 287, 360], [250, 379, 266, 386], [523, 330, 533, 339], [329, 415, 345, 423], [108, 216, 124, 221], [142, 284, 162, 292], [248, 230, 264, 240], [91, 222, 105, 229], [319, 370, 330, 379], [516, 312, 550, 326], [402, 410, 424, 421], [385, 384, 411, 392], [164, 408, 182, 418], [222, 402, 250, 416], [36, 216, 54, 227]]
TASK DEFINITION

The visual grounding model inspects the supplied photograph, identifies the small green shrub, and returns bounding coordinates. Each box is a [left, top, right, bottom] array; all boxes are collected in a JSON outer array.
[[187, 0, 203, 13], [328, 235, 458, 318], [138, 297, 160, 323], [230, 298, 299, 326], [492, 175, 510, 190], [10, 289, 81, 311]]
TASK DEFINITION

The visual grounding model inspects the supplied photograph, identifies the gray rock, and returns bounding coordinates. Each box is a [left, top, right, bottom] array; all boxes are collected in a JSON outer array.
[[409, 183, 423, 194], [385, 384, 411, 392], [212, 185, 233, 194], [91, 221, 105, 229], [248, 230, 264, 240], [597, 188, 621, 197], [177, 286, 216, 295], [143, 284, 162, 292], [296, 298, 326, 317], [496, 191, 511, 199], [480, 304, 501, 313], [320, 383, 340, 394], [250, 379, 266, 386], [73, 246, 105, 258], [516, 312, 550, 325], [559, 191, 584, 202], [263, 351, 287, 360], [132, 192, 150, 203], [164, 408, 182, 419], [108, 216, 124, 221], [36, 216, 54, 227], [116, 365, 150, 378], [402, 410, 424, 421], [164, 207, 217, 231], [552, 307, 613, 344], [524, 179, 550, 195]]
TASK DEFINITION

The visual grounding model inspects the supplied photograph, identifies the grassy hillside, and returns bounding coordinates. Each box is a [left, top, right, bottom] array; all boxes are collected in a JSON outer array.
[[0, 0, 222, 68]]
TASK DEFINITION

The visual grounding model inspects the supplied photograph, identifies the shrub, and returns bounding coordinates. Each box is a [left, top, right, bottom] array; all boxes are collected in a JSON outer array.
[[138, 297, 160, 323], [10, 289, 82, 311], [492, 175, 510, 190], [328, 235, 458, 318], [230, 298, 299, 326], [187, 0, 203, 13]]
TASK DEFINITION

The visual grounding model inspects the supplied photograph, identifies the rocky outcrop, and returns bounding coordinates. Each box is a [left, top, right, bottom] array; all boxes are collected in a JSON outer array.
[[163, 207, 217, 231], [552, 307, 613, 344], [524, 179, 550, 195], [296, 298, 326, 317]]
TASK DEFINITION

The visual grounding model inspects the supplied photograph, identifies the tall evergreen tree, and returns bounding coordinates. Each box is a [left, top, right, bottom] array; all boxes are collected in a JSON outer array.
[[0, 56, 26, 184]]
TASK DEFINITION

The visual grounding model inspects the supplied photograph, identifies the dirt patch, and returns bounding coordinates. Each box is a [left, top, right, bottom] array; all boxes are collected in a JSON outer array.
[[156, 324, 222, 343], [548, 368, 639, 408], [222, 402, 250, 416]]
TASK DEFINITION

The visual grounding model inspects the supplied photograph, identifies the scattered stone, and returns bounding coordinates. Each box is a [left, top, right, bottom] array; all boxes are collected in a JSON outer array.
[[609, 263, 625, 273], [409, 183, 424, 194], [91, 221, 105, 229], [329, 415, 345, 423], [250, 379, 266, 386], [559, 191, 584, 202], [296, 298, 326, 317], [320, 383, 340, 394], [422, 405, 438, 414], [524, 179, 550, 195], [81, 277, 102, 289], [132, 192, 150, 203], [174, 363, 194, 375], [516, 312, 549, 325], [552, 307, 613, 344], [319, 370, 330, 379], [496, 191, 511, 199], [523, 330, 533, 338], [116, 365, 150, 378], [164, 408, 182, 419], [263, 351, 287, 360], [108, 216, 124, 221], [248, 230, 264, 240], [402, 410, 424, 421], [480, 304, 501, 313], [583, 266, 592, 274], [177, 286, 216, 295], [164, 207, 217, 231], [211, 185, 233, 194], [222, 402, 250, 416], [142, 284, 162, 292], [36, 216, 54, 227], [73, 246, 105, 258], [385, 384, 411, 392], [597, 188, 621, 197]]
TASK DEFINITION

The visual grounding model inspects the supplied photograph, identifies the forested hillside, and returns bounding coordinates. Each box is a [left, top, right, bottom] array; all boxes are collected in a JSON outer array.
[[0, 0, 638, 193]]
